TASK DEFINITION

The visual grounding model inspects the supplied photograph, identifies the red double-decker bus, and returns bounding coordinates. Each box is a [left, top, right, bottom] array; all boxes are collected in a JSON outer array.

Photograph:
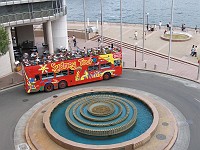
[[22, 47, 122, 93]]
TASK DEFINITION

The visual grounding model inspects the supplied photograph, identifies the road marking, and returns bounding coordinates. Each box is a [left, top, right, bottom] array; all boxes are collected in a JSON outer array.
[[0, 83, 23, 93], [194, 98, 200, 103], [118, 77, 136, 81]]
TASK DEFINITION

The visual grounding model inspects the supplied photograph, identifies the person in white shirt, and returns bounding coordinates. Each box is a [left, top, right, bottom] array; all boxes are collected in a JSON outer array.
[[159, 21, 162, 29], [134, 31, 138, 40], [154, 24, 157, 31]]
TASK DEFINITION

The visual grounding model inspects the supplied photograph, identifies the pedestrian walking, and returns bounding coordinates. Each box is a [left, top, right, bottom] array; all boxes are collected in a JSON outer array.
[[194, 46, 198, 57], [164, 30, 167, 34], [72, 35, 76, 47], [72, 35, 75, 41], [167, 23, 169, 30], [74, 39, 77, 47], [154, 24, 157, 31], [168, 22, 171, 31], [159, 21, 162, 29], [134, 31, 138, 40], [195, 25, 198, 34], [98, 37, 101, 46], [190, 45, 197, 56], [181, 24, 186, 31]]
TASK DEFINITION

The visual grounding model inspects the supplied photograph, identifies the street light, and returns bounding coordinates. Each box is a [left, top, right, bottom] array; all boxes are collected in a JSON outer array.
[[100, 0, 103, 46], [135, 43, 138, 68], [146, 13, 149, 31], [142, 0, 145, 61], [83, 0, 87, 42], [120, 0, 122, 50], [167, 0, 174, 70]]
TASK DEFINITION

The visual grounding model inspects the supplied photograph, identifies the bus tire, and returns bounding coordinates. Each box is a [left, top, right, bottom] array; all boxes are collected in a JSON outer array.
[[44, 83, 54, 92], [103, 72, 111, 80], [58, 80, 67, 89]]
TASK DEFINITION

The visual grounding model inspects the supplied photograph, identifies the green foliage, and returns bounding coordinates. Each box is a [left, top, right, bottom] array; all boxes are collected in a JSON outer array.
[[0, 26, 9, 56]]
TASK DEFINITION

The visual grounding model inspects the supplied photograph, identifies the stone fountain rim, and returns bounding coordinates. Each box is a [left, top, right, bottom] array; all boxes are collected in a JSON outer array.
[[160, 31, 192, 42]]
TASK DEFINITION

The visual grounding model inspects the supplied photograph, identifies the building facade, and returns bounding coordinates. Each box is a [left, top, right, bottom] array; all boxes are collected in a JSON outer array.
[[0, 0, 68, 77]]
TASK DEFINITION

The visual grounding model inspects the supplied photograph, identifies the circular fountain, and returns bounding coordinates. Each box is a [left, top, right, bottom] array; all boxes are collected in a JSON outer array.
[[21, 87, 178, 150], [43, 89, 159, 149]]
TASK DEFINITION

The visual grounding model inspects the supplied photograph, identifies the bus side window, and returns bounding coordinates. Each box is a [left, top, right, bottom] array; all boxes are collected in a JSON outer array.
[[100, 64, 105, 68], [42, 72, 54, 80], [100, 63, 111, 69], [69, 69, 74, 75], [88, 66, 93, 71], [114, 60, 121, 66], [94, 65, 99, 71], [62, 70, 68, 76], [48, 72, 54, 78], [56, 71, 63, 77], [42, 74, 48, 80], [35, 74, 40, 81], [106, 63, 111, 67]]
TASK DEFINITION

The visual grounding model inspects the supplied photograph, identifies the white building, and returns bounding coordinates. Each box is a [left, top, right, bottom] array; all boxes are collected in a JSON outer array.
[[0, 0, 68, 77]]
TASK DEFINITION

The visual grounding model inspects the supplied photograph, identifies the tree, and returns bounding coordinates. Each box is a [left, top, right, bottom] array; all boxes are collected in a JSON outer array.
[[0, 26, 9, 56]]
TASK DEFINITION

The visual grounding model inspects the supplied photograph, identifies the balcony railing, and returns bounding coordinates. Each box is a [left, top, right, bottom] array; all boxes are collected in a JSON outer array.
[[0, 0, 54, 6], [0, 6, 67, 26]]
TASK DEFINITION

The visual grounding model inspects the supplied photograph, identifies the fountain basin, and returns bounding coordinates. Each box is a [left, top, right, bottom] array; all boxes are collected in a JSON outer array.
[[43, 89, 159, 150]]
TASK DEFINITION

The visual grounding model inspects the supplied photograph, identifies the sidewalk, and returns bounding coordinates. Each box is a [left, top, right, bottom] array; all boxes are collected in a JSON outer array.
[[0, 72, 23, 90], [68, 22, 200, 83], [0, 22, 200, 90]]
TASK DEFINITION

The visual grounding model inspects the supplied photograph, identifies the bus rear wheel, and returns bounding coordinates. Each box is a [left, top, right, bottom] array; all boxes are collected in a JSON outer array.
[[58, 80, 67, 89], [44, 83, 54, 92], [103, 72, 111, 80]]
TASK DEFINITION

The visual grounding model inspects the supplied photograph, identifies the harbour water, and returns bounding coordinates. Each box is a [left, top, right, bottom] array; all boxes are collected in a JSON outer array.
[[66, 0, 200, 28]]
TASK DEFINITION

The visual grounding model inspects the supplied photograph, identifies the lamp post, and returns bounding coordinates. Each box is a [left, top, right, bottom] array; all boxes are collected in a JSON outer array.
[[83, 0, 87, 42], [100, 0, 103, 46], [146, 13, 149, 31], [197, 58, 200, 80], [135, 43, 137, 68], [120, 0, 122, 50], [142, 0, 145, 61], [167, 0, 174, 70]]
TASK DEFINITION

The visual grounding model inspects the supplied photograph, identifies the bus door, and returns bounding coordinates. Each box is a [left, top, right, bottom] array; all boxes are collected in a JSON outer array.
[[68, 69, 76, 86]]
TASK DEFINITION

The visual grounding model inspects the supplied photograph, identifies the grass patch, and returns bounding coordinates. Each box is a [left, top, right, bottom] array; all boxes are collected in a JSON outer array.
[[164, 34, 189, 40]]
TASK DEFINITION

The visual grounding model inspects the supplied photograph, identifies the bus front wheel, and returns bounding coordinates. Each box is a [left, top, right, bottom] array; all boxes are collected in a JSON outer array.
[[44, 83, 54, 92], [103, 73, 111, 80], [58, 80, 67, 89]]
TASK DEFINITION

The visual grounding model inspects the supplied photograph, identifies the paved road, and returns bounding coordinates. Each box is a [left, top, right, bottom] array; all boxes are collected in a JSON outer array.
[[0, 69, 200, 150]]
